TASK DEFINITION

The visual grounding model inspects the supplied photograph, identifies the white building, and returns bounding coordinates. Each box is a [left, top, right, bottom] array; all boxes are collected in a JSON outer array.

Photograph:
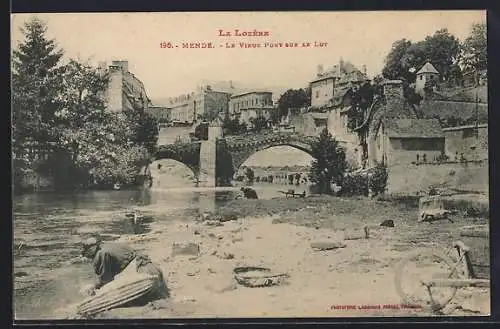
[[415, 62, 440, 96]]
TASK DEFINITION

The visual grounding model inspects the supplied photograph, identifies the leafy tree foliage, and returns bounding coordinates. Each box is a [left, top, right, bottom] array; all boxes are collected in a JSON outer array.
[[277, 88, 310, 119], [249, 116, 268, 132], [54, 60, 154, 188], [382, 39, 413, 82], [368, 163, 388, 196], [12, 17, 64, 152], [222, 114, 247, 135], [308, 128, 346, 194], [423, 78, 438, 96], [12, 17, 65, 191], [12, 17, 158, 191], [382, 29, 461, 84], [461, 22, 487, 83]]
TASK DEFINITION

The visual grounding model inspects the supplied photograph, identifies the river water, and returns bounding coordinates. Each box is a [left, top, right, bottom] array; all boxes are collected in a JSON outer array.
[[12, 183, 298, 319]]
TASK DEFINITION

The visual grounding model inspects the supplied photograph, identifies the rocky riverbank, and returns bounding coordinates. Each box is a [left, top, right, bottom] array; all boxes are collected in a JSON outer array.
[[57, 195, 490, 319]]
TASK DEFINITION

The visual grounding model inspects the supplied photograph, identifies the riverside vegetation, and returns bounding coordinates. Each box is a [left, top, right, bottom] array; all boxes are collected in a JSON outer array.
[[12, 17, 158, 193]]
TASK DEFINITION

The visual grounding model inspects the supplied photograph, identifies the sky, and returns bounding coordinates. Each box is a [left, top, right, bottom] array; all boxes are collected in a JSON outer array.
[[11, 11, 485, 103]]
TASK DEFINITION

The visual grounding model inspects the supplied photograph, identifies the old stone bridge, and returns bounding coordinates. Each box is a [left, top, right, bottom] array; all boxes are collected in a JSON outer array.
[[154, 131, 319, 186]]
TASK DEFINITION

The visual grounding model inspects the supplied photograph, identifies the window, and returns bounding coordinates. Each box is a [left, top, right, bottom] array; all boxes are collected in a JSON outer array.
[[462, 128, 474, 138], [316, 91, 320, 98], [420, 75, 423, 80], [399, 138, 443, 151]]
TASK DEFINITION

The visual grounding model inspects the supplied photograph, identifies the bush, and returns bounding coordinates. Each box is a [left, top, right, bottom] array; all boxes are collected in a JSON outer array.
[[369, 164, 388, 196], [340, 173, 369, 197], [375, 194, 420, 208]]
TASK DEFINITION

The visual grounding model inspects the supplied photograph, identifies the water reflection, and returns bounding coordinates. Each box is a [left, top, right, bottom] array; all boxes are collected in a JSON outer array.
[[12, 184, 288, 319]]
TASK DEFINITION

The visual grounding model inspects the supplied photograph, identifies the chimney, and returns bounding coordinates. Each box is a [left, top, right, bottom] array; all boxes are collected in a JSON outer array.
[[111, 60, 129, 72], [362, 65, 367, 76], [383, 80, 405, 114], [384, 80, 404, 99], [229, 80, 234, 89]]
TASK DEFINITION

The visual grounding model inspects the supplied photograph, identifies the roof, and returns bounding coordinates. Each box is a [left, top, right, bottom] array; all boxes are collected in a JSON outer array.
[[230, 90, 273, 98], [383, 118, 444, 138], [442, 123, 488, 132], [416, 62, 440, 75], [338, 71, 369, 85], [311, 60, 368, 83], [420, 100, 488, 123]]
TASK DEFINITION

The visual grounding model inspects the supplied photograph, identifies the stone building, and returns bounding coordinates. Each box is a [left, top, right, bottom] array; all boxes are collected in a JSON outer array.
[[309, 60, 369, 109], [102, 60, 151, 112], [305, 60, 371, 167], [373, 118, 445, 167], [229, 91, 275, 125], [442, 123, 488, 161], [166, 85, 231, 125], [415, 62, 440, 96]]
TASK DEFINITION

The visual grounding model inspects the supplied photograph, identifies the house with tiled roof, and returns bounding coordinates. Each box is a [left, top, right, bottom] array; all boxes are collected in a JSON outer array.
[[309, 59, 369, 109], [415, 62, 440, 96], [373, 118, 445, 166]]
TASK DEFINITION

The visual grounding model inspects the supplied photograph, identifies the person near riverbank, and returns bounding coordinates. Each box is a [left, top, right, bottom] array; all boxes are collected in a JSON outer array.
[[80, 237, 167, 301], [240, 187, 258, 199]]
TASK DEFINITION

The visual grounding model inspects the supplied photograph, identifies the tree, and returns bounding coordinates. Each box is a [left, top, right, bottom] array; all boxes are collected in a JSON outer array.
[[423, 78, 437, 96], [383, 30, 461, 84], [122, 104, 159, 155], [368, 163, 388, 196], [12, 17, 64, 154], [422, 29, 461, 80], [308, 128, 346, 194], [382, 39, 413, 81], [249, 116, 268, 132], [461, 22, 487, 84], [222, 114, 247, 135], [348, 82, 385, 168], [447, 63, 464, 87], [54, 59, 154, 188], [269, 108, 281, 125], [277, 89, 310, 119]]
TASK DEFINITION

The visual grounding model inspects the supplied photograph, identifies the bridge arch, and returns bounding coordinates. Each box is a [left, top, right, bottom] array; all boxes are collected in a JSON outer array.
[[232, 142, 314, 173], [224, 134, 317, 173], [155, 142, 201, 179], [149, 159, 199, 187]]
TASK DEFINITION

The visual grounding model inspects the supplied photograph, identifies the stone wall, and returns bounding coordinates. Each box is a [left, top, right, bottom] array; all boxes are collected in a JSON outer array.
[[387, 161, 488, 194], [443, 124, 488, 161], [289, 113, 321, 136], [387, 138, 445, 166]]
